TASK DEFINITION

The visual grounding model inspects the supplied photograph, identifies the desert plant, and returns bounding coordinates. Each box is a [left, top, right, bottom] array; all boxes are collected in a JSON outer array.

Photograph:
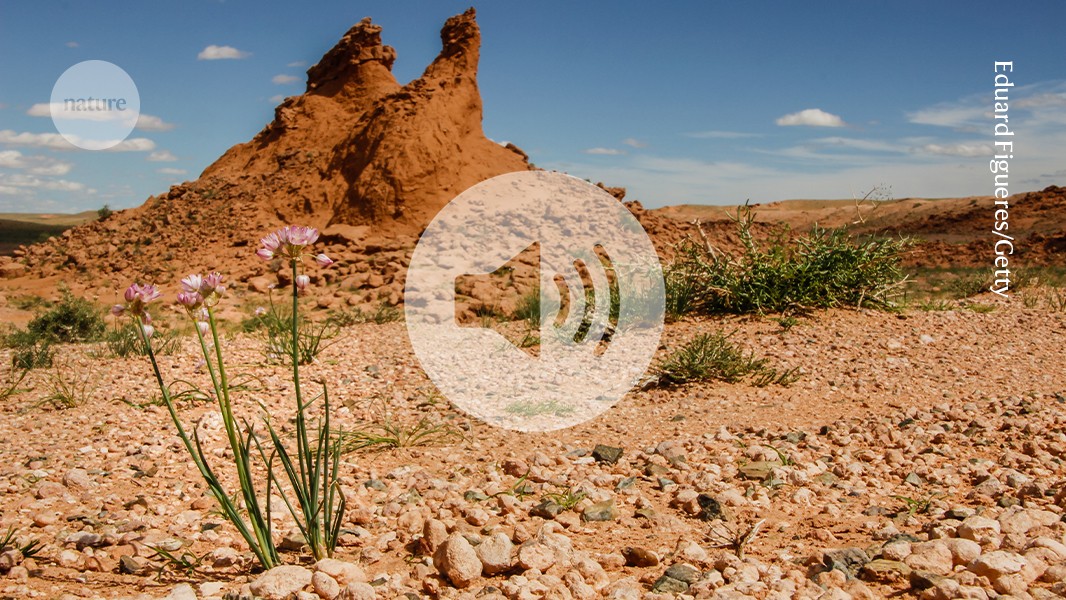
[[947, 273, 990, 299], [0, 367, 29, 401], [248, 294, 339, 365], [667, 204, 910, 316], [514, 287, 542, 328], [116, 225, 344, 569], [0, 526, 41, 559], [6, 331, 54, 370], [541, 486, 586, 510], [27, 291, 106, 343], [336, 412, 462, 452], [101, 322, 183, 358], [97, 204, 113, 220], [653, 330, 799, 387], [36, 363, 94, 410], [707, 518, 765, 560], [326, 302, 402, 327]]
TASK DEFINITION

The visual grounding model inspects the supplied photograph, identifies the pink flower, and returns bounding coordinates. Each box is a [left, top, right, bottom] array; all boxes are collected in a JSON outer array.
[[142, 324, 155, 339], [254, 306, 267, 317], [177, 291, 203, 310], [257, 225, 321, 261], [315, 253, 334, 267], [197, 321, 210, 337], [119, 283, 161, 319], [180, 274, 203, 294], [111, 304, 125, 317], [295, 274, 310, 291], [203, 272, 224, 293]]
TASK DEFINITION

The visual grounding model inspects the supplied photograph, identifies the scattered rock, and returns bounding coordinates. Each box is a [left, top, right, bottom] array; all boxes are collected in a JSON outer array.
[[582, 500, 619, 522], [249, 565, 313, 600], [433, 533, 482, 588], [622, 547, 659, 568], [592, 444, 624, 465]]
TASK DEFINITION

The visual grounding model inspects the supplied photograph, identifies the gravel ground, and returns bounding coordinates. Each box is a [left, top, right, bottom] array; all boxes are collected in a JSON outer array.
[[1, 293, 1065, 599]]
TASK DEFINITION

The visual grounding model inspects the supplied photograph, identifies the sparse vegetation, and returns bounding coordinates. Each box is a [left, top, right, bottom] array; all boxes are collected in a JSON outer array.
[[0, 525, 41, 560], [97, 204, 113, 220], [247, 294, 339, 365], [666, 204, 911, 317], [100, 322, 183, 358], [541, 486, 586, 510], [36, 362, 94, 410], [653, 330, 799, 387], [327, 302, 402, 326], [336, 412, 462, 452], [26, 291, 106, 343]]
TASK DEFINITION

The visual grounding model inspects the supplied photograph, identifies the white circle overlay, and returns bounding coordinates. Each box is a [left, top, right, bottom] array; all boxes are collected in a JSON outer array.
[[50, 60, 140, 150], [405, 171, 665, 432]]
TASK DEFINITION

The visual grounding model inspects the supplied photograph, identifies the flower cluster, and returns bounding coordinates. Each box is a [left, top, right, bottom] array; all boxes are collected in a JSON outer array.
[[257, 225, 333, 266], [112, 283, 162, 337], [257, 225, 334, 293], [177, 272, 226, 311]]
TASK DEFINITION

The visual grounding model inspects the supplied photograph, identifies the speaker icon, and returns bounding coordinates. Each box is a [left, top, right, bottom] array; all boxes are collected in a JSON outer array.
[[405, 171, 665, 432]]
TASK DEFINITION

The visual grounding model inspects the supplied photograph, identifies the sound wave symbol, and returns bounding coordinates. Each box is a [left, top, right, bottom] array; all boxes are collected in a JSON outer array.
[[549, 243, 618, 351]]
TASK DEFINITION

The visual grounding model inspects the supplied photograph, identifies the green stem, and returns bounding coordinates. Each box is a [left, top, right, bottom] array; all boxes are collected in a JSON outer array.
[[137, 316, 275, 568]]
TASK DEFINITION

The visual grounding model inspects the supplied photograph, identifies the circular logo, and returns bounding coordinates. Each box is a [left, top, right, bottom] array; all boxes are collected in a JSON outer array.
[[50, 60, 140, 150], [405, 171, 665, 432]]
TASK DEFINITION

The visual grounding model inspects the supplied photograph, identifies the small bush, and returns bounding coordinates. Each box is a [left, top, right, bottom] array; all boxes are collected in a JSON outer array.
[[667, 204, 911, 316], [27, 292, 105, 343], [6, 330, 54, 370], [326, 302, 401, 327], [249, 298, 338, 365], [514, 287, 541, 328], [946, 273, 990, 299], [653, 330, 799, 387], [97, 205, 113, 220]]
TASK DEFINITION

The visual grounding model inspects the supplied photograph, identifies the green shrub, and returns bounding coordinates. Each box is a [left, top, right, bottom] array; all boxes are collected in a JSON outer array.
[[27, 292, 105, 343], [249, 296, 338, 365], [653, 330, 799, 387], [667, 204, 911, 316], [514, 287, 542, 328], [325, 302, 402, 327], [5, 330, 54, 370]]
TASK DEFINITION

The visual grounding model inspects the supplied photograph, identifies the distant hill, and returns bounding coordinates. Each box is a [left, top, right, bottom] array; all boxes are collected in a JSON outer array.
[[0, 211, 96, 256]]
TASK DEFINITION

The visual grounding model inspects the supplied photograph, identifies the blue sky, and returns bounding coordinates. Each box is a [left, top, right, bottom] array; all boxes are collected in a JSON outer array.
[[1, 1, 1064, 213]]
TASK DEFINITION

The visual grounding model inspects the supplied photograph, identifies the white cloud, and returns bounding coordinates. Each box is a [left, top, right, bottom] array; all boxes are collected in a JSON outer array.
[[66, 41, 79, 48], [0, 150, 73, 176], [810, 137, 902, 153], [583, 147, 626, 156], [104, 138, 156, 152], [287, 60, 306, 68], [271, 74, 301, 85], [622, 137, 647, 148], [685, 130, 762, 139], [775, 108, 846, 127], [147, 150, 178, 162], [197, 45, 250, 60], [136, 114, 176, 132], [0, 130, 76, 150], [916, 143, 989, 157], [157, 167, 187, 175], [0, 130, 157, 152], [0, 172, 85, 192], [28, 102, 141, 130], [269, 94, 288, 104], [906, 101, 985, 130]]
